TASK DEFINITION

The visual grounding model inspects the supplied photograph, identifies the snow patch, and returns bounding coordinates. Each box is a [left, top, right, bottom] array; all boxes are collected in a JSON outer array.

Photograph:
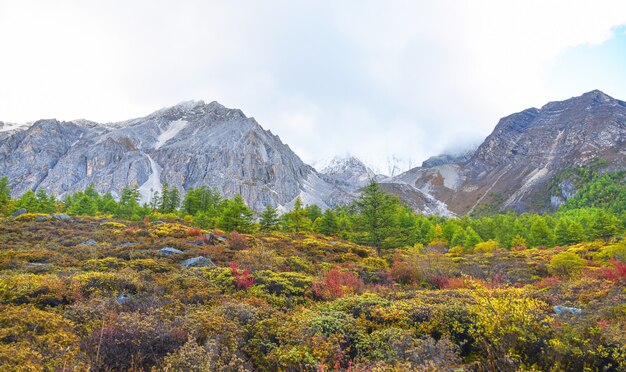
[[155, 119, 188, 149], [0, 122, 30, 133], [138, 154, 163, 205]]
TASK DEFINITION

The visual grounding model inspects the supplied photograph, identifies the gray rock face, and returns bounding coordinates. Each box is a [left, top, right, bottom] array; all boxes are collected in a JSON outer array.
[[318, 155, 378, 192], [0, 101, 348, 211], [391, 90, 626, 215], [421, 150, 474, 168], [180, 256, 215, 268]]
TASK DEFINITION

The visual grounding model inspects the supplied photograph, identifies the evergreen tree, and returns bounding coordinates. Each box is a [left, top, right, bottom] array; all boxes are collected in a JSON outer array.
[[159, 183, 170, 212], [315, 209, 339, 236], [35, 189, 56, 213], [149, 191, 161, 211], [355, 181, 397, 256], [259, 204, 279, 231], [554, 219, 573, 246], [305, 204, 322, 222], [283, 196, 311, 232], [464, 226, 482, 249], [529, 217, 554, 247], [15, 190, 38, 212], [450, 229, 467, 248], [0, 176, 10, 213], [169, 187, 181, 212], [67, 194, 97, 216], [218, 194, 254, 233], [592, 210, 619, 241], [118, 186, 141, 218]]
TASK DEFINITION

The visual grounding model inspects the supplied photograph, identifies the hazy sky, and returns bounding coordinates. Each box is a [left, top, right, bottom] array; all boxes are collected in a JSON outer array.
[[1, 1, 626, 173]]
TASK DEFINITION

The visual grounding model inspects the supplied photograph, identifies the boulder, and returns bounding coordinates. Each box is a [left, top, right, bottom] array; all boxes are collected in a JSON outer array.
[[554, 305, 583, 316], [11, 208, 27, 218], [117, 294, 133, 305], [180, 256, 216, 268], [52, 213, 71, 221], [159, 247, 184, 256], [79, 239, 97, 246], [35, 216, 50, 222]]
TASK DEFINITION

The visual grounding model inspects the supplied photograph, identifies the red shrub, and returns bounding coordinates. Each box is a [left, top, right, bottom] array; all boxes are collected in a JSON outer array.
[[230, 262, 254, 290], [187, 227, 202, 237], [600, 259, 626, 284], [534, 275, 560, 288], [429, 275, 450, 289], [390, 258, 421, 285], [228, 231, 248, 250], [312, 268, 364, 300]]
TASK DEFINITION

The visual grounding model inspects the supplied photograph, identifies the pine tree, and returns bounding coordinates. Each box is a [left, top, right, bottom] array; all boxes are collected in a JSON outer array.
[[464, 226, 482, 249], [119, 186, 141, 218], [592, 210, 619, 241], [315, 209, 339, 236], [259, 204, 279, 231], [554, 219, 573, 246], [159, 183, 170, 213], [283, 196, 311, 232], [529, 217, 554, 247], [15, 190, 38, 212], [0, 176, 10, 213], [355, 181, 397, 256], [218, 194, 254, 233], [450, 229, 467, 248]]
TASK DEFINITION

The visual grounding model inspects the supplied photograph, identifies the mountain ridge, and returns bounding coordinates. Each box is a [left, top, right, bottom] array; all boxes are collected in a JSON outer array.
[[1, 89, 625, 216]]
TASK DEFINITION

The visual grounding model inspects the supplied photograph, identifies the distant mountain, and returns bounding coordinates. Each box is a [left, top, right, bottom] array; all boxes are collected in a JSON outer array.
[[0, 101, 350, 211], [2, 90, 624, 216], [393, 90, 626, 214], [316, 155, 379, 191]]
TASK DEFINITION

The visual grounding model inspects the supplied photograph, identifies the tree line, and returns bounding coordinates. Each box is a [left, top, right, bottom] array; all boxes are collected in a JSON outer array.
[[1, 176, 624, 256]]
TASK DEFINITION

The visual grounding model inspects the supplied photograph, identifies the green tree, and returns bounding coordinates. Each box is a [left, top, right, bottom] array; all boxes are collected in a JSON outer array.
[[355, 181, 397, 256], [591, 210, 619, 241], [259, 204, 279, 231], [283, 196, 311, 232], [218, 194, 254, 233], [554, 219, 573, 246], [0, 176, 11, 213], [529, 217, 554, 247], [14, 190, 38, 212], [315, 209, 339, 236], [118, 186, 141, 218], [464, 226, 482, 249], [67, 194, 97, 216]]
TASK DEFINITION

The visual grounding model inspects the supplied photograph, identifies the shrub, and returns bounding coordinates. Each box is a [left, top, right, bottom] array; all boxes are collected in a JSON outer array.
[[0, 304, 82, 370], [600, 260, 626, 284], [230, 262, 254, 290], [548, 251, 586, 276], [312, 268, 364, 300], [100, 221, 127, 229]]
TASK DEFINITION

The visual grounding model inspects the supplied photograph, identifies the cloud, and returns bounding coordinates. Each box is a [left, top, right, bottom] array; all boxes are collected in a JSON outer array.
[[1, 0, 625, 173]]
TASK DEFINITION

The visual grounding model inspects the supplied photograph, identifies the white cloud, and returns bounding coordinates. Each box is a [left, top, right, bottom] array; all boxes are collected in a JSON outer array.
[[1, 0, 625, 173]]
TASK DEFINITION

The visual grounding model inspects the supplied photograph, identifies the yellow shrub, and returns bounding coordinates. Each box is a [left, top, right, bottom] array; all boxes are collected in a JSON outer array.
[[14, 213, 49, 221], [100, 221, 127, 229]]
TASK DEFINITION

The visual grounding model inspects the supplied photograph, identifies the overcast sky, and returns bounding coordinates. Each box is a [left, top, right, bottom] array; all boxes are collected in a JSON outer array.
[[1, 1, 626, 173]]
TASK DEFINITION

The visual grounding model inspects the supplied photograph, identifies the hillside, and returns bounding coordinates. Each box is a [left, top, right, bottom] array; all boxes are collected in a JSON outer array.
[[0, 214, 624, 370]]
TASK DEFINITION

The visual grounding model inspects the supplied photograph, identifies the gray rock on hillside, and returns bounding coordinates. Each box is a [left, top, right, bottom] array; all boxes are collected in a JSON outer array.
[[180, 256, 215, 268]]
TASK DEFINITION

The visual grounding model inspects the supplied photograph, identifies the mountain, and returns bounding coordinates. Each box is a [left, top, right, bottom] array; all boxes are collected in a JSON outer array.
[[393, 90, 626, 215], [3, 90, 624, 216], [0, 101, 349, 211], [316, 155, 379, 192]]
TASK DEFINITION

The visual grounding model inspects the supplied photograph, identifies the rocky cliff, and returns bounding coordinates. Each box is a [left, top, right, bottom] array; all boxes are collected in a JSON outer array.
[[0, 101, 349, 211], [393, 90, 626, 214]]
